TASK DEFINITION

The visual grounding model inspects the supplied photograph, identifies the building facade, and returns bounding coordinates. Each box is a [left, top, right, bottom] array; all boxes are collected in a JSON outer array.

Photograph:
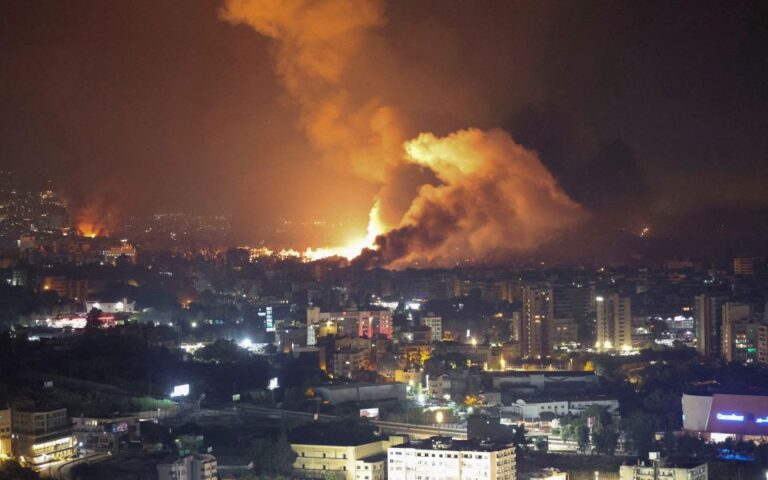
[[694, 294, 728, 357], [595, 293, 632, 352], [388, 436, 516, 480], [12, 408, 75, 469], [291, 436, 403, 479], [521, 284, 553, 359]]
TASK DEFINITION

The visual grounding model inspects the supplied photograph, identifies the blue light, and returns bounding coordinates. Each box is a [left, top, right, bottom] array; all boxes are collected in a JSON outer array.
[[717, 413, 744, 422], [756, 417, 768, 424]]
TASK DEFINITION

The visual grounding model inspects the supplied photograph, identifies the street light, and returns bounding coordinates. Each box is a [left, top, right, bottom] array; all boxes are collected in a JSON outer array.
[[436, 411, 444, 436]]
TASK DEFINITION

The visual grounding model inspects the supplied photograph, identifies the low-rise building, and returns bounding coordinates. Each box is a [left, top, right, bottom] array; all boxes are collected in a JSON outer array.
[[682, 392, 768, 442], [157, 454, 218, 480], [388, 436, 516, 480], [501, 397, 619, 420], [619, 457, 707, 480], [291, 435, 404, 479], [12, 407, 75, 469], [529, 468, 568, 480]]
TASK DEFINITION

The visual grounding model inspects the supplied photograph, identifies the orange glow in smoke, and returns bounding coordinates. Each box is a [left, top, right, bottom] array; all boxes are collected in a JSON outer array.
[[77, 222, 103, 238], [304, 200, 385, 261]]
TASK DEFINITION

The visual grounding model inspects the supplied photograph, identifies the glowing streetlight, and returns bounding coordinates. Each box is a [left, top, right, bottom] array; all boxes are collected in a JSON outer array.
[[436, 411, 444, 435]]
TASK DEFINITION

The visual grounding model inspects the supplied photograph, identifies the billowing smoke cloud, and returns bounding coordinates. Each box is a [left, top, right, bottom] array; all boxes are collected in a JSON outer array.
[[358, 129, 586, 267], [221, 0, 403, 185], [222, 0, 586, 268]]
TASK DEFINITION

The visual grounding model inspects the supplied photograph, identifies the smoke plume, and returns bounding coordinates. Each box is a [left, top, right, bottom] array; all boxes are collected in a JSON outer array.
[[222, 0, 587, 268]]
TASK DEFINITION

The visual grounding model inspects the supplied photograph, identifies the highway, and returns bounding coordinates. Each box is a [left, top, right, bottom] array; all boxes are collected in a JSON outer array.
[[45, 452, 110, 480]]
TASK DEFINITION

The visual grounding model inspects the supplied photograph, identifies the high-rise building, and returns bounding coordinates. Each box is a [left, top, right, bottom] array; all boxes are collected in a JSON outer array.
[[595, 293, 632, 352], [420, 315, 443, 342], [694, 295, 728, 357], [521, 284, 553, 359], [721, 302, 754, 363], [733, 256, 761, 276], [388, 436, 516, 480], [758, 324, 768, 366], [0, 408, 10, 458]]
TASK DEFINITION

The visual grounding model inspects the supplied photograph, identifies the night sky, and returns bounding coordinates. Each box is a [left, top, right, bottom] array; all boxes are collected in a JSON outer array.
[[1, 0, 767, 257]]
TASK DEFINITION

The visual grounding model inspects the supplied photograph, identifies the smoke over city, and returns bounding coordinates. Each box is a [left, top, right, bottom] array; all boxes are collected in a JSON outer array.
[[222, 0, 586, 268]]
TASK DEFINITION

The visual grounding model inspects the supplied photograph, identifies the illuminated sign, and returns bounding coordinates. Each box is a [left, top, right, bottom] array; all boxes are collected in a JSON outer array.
[[360, 408, 380, 419], [756, 417, 768, 424], [716, 413, 744, 422], [267, 377, 279, 390], [170, 384, 190, 398]]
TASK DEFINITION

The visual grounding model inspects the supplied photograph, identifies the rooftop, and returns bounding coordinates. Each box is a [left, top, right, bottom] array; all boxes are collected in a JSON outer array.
[[391, 436, 514, 453]]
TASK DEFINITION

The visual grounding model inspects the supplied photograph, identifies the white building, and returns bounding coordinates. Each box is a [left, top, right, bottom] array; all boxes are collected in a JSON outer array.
[[530, 468, 568, 480], [420, 315, 443, 342], [85, 298, 135, 314], [619, 457, 707, 480], [596, 294, 632, 352], [103, 241, 137, 265], [502, 398, 619, 420], [157, 454, 217, 480], [388, 436, 515, 480]]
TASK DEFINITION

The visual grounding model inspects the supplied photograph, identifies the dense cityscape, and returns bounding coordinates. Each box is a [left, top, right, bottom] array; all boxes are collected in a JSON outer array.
[[2, 0, 768, 479]]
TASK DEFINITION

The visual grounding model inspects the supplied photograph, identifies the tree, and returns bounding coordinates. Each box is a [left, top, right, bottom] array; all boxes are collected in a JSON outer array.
[[86, 307, 103, 330], [250, 431, 296, 476], [510, 424, 530, 452], [577, 425, 591, 453], [624, 412, 657, 458], [0, 460, 41, 480], [592, 427, 619, 456]]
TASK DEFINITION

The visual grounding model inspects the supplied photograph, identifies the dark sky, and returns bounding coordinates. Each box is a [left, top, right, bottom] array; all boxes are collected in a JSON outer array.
[[1, 0, 767, 251]]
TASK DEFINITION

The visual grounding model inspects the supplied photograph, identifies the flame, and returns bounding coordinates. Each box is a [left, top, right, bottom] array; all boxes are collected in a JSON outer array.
[[304, 200, 385, 261], [249, 201, 385, 262], [77, 221, 108, 238]]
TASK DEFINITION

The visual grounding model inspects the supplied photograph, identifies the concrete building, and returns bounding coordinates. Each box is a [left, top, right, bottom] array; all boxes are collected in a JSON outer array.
[[291, 435, 403, 479], [157, 454, 218, 480], [333, 349, 371, 379], [619, 457, 707, 480], [720, 302, 754, 363], [103, 241, 137, 265], [733, 256, 760, 276], [595, 293, 632, 352], [12, 407, 75, 469], [694, 294, 728, 357], [502, 397, 619, 421], [758, 324, 768, 366], [0, 409, 10, 458], [550, 318, 578, 350], [529, 468, 568, 480], [39, 276, 90, 301], [521, 284, 553, 359], [85, 298, 135, 314], [420, 315, 443, 342], [388, 436, 516, 480]]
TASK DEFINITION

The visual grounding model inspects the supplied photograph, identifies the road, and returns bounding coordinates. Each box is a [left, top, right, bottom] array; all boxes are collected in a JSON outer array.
[[45, 452, 110, 480]]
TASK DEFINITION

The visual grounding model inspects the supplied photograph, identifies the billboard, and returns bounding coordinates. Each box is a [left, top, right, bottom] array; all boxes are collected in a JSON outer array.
[[170, 384, 190, 398], [360, 408, 380, 419]]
